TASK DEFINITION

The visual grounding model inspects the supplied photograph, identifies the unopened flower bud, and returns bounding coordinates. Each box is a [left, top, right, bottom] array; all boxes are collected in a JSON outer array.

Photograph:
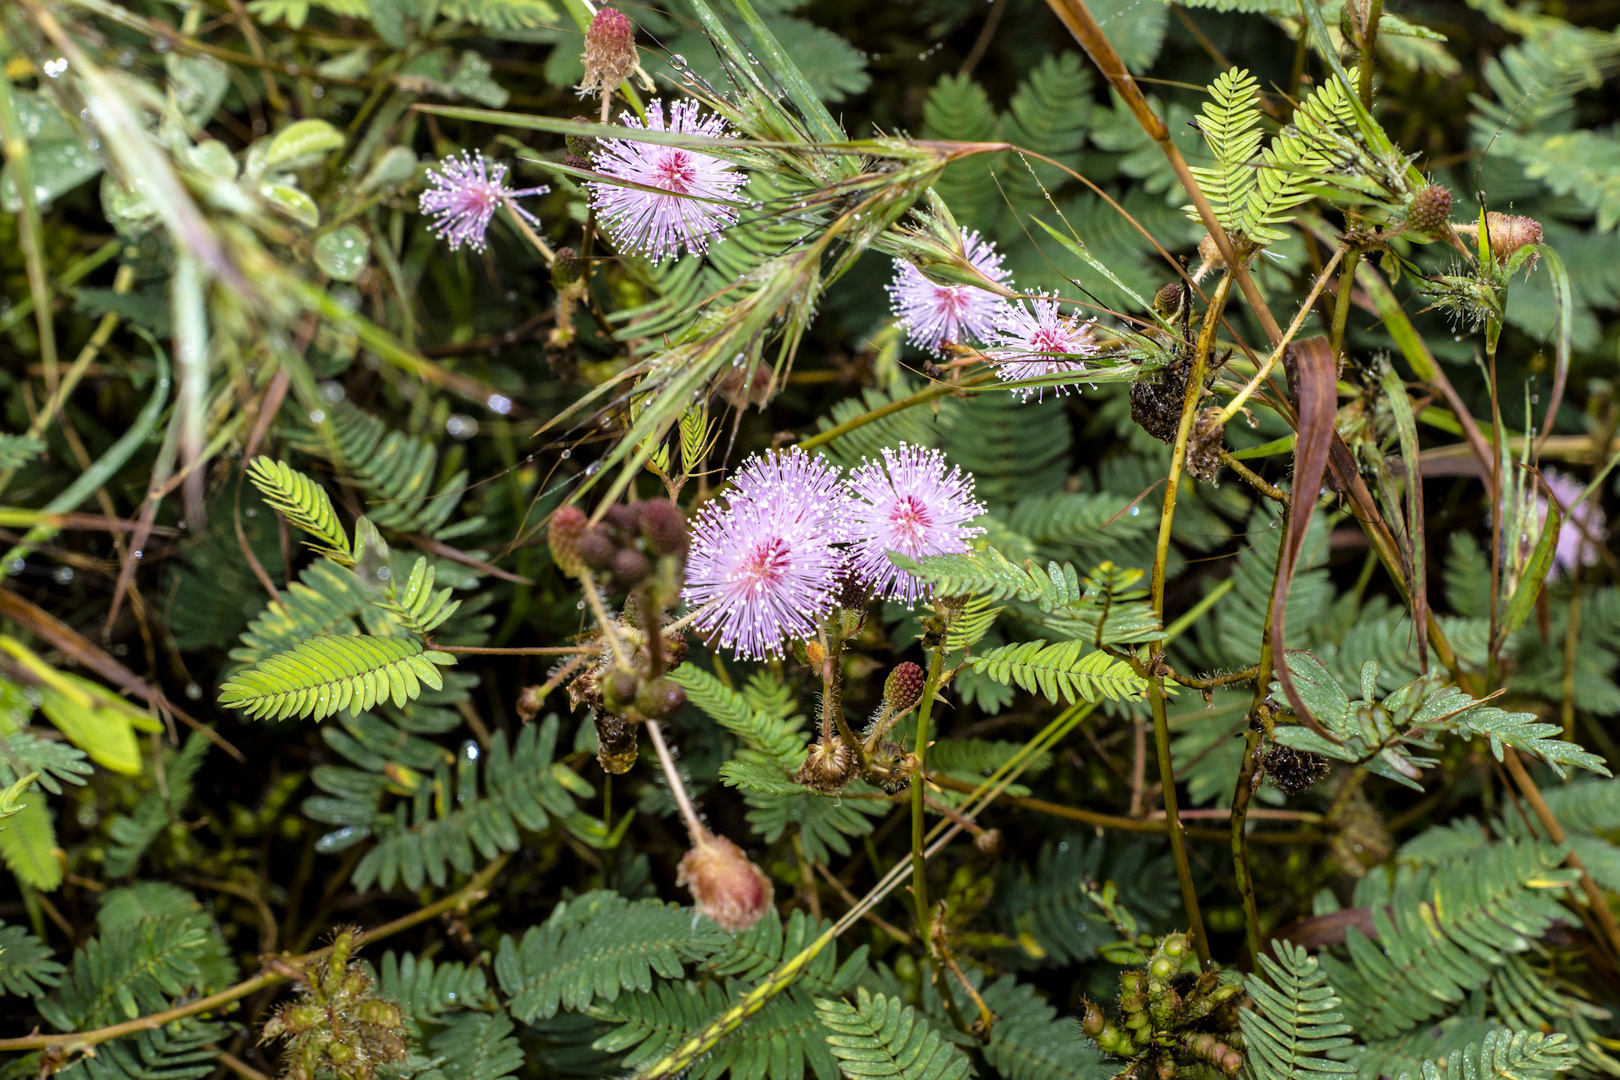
[[795, 736, 856, 793], [1485, 212, 1542, 265], [580, 8, 638, 99], [578, 524, 617, 571], [677, 830, 773, 932], [604, 503, 639, 536], [1152, 281, 1186, 318], [562, 151, 591, 173], [884, 662, 925, 713], [604, 670, 640, 712], [551, 246, 581, 288], [803, 639, 826, 668], [1405, 184, 1452, 235], [612, 547, 651, 585], [516, 684, 543, 722], [549, 505, 589, 577], [635, 677, 686, 720], [639, 499, 689, 557]]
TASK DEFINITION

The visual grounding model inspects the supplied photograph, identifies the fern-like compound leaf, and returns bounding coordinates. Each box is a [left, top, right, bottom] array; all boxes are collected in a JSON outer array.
[[1242, 940, 1355, 1080], [814, 988, 972, 1080], [377, 557, 461, 637], [1188, 68, 1266, 239], [218, 634, 454, 721], [969, 640, 1149, 704], [0, 918, 65, 997], [1393, 1028, 1577, 1080], [495, 891, 730, 1023], [246, 456, 353, 565]]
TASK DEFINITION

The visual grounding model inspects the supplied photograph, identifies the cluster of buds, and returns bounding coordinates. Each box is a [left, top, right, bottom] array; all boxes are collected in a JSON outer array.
[[551, 500, 692, 774], [260, 931, 409, 1080], [1079, 933, 1245, 1079], [795, 661, 926, 795], [549, 499, 688, 597], [1402, 183, 1453, 237]]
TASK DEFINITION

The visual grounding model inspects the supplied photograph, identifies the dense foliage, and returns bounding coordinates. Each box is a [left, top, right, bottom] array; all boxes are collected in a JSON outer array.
[[2, 0, 1620, 1079]]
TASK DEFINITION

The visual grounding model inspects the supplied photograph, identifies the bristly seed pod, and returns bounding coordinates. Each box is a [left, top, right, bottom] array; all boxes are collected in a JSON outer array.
[[1404, 184, 1453, 236], [548, 505, 589, 578], [595, 713, 639, 773], [1262, 743, 1330, 795], [677, 830, 773, 932], [865, 740, 917, 794], [578, 8, 638, 99], [884, 662, 925, 713], [1184, 406, 1224, 484], [795, 736, 856, 793]]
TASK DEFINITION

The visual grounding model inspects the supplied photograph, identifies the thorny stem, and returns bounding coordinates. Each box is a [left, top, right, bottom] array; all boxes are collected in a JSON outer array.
[[911, 646, 946, 946], [644, 719, 706, 842], [1218, 450, 1288, 504], [1138, 269, 1233, 968], [0, 854, 512, 1053], [579, 569, 633, 671]]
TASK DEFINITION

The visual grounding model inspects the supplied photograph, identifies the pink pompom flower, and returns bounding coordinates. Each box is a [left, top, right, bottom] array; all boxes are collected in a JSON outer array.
[[728, 447, 847, 531], [887, 231, 1011, 355], [986, 293, 1098, 400], [419, 152, 547, 252], [682, 491, 841, 661], [587, 99, 747, 260], [844, 444, 987, 605]]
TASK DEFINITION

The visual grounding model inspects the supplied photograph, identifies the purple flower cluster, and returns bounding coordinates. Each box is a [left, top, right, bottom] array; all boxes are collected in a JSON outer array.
[[682, 445, 986, 659], [419, 152, 548, 252]]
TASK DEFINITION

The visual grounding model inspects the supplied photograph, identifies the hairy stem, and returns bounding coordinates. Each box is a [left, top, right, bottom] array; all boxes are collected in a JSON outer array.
[[911, 646, 946, 943]]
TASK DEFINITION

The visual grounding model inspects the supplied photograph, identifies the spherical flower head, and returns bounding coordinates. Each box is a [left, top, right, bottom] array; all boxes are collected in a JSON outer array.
[[886, 231, 1011, 355], [587, 99, 747, 261], [682, 493, 841, 660], [728, 447, 846, 531], [985, 293, 1098, 400], [579, 7, 638, 98], [844, 443, 987, 605], [1540, 469, 1605, 578], [419, 152, 547, 252], [677, 830, 773, 932]]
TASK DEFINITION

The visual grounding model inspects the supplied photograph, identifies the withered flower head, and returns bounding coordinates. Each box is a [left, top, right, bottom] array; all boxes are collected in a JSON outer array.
[[579, 8, 638, 99], [795, 736, 857, 793], [677, 829, 773, 932]]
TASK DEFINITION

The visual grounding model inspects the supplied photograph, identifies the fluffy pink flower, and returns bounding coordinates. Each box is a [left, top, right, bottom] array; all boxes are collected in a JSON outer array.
[[887, 231, 1011, 355], [1540, 469, 1606, 578], [682, 490, 841, 661], [986, 294, 1098, 400], [587, 100, 747, 260], [728, 447, 846, 531], [419, 152, 547, 252], [844, 444, 986, 605]]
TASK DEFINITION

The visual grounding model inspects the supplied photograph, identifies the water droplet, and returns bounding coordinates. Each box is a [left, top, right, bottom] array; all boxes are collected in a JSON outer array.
[[487, 393, 513, 415], [52, 566, 74, 584], [320, 380, 345, 403], [559, 449, 571, 459], [309, 408, 327, 424], [185, 682, 203, 700]]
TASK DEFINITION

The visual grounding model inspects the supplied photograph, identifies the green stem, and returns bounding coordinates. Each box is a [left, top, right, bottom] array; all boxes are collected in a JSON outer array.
[[1329, 249, 1362, 365], [1356, 0, 1383, 108]]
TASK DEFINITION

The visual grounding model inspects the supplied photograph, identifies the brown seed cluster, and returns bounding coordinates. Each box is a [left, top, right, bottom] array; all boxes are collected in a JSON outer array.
[[1183, 407, 1225, 484], [1261, 743, 1331, 795]]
